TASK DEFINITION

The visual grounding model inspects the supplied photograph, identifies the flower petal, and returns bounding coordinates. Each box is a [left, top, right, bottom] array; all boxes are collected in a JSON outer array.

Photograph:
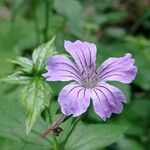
[[64, 40, 97, 71], [91, 82, 125, 120], [58, 82, 91, 117], [97, 53, 137, 84], [43, 55, 81, 82]]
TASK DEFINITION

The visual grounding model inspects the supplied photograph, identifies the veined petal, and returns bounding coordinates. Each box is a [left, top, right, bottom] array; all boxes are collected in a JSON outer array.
[[64, 40, 97, 71], [91, 82, 125, 120], [58, 82, 91, 117], [97, 53, 137, 84], [43, 55, 81, 82]]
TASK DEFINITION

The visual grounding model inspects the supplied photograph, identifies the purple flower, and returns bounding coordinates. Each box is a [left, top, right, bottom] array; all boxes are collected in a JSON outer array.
[[44, 40, 137, 120]]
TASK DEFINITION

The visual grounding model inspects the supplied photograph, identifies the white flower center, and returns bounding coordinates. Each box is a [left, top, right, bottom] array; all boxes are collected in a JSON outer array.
[[81, 65, 97, 88]]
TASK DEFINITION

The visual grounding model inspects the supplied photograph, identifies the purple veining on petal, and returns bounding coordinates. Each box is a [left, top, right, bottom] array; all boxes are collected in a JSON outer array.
[[58, 75, 81, 83], [80, 48, 88, 66], [58, 69, 82, 81], [97, 54, 133, 77], [96, 53, 137, 84], [98, 68, 123, 80], [92, 89, 110, 120], [88, 48, 92, 67], [95, 87, 116, 109], [64, 40, 97, 72], [98, 82, 126, 103], [58, 82, 90, 117], [97, 53, 133, 77], [67, 85, 82, 95], [96, 86, 120, 112], [43, 55, 82, 82], [52, 62, 80, 74], [91, 83, 125, 120], [74, 49, 85, 71], [44, 40, 137, 120], [77, 88, 83, 97]]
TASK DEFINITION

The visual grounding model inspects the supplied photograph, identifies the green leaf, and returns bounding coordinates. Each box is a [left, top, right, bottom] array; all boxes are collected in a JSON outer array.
[[32, 36, 57, 72], [10, 56, 33, 73], [125, 36, 150, 90], [0, 72, 31, 84], [21, 77, 52, 134], [0, 19, 36, 76], [117, 138, 144, 150], [105, 27, 126, 38], [65, 122, 127, 150], [104, 11, 128, 24], [54, 0, 85, 39], [131, 99, 150, 119], [54, 0, 82, 19], [134, 49, 150, 90], [0, 98, 51, 150]]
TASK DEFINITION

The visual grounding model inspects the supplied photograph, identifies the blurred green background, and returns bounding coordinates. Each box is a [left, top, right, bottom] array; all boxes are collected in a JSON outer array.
[[0, 0, 150, 150]]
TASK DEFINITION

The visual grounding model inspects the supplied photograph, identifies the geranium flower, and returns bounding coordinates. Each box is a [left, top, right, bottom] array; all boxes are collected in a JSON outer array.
[[44, 40, 137, 120]]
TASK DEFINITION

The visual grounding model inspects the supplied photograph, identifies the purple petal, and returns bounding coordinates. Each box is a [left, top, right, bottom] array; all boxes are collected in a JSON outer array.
[[91, 82, 125, 120], [64, 40, 97, 71], [43, 55, 81, 82], [97, 53, 137, 84], [58, 82, 91, 117]]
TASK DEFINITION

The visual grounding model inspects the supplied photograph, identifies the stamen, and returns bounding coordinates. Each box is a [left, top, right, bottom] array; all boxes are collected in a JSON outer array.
[[81, 65, 97, 88]]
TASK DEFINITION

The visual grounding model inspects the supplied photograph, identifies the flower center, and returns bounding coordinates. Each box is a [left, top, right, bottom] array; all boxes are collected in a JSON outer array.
[[81, 65, 97, 89]]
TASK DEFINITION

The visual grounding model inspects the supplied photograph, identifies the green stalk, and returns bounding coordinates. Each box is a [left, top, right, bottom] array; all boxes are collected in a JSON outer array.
[[63, 117, 80, 146], [47, 108, 59, 150]]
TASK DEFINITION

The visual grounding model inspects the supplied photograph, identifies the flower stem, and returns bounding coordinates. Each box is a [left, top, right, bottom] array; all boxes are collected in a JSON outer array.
[[48, 109, 58, 150], [63, 117, 80, 145]]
